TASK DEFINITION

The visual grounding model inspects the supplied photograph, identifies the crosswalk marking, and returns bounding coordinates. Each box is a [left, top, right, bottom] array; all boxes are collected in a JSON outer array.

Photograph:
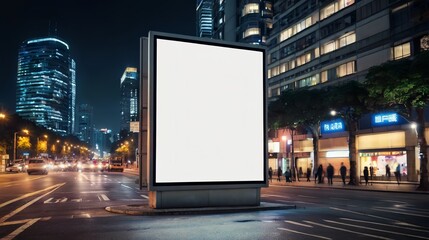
[[284, 220, 313, 228], [340, 218, 429, 233], [98, 194, 110, 201], [140, 195, 149, 199], [324, 219, 429, 240], [278, 228, 331, 239], [372, 207, 429, 218], [303, 220, 392, 240]]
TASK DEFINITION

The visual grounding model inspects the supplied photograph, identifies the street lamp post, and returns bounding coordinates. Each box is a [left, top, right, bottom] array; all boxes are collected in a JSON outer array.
[[13, 129, 29, 161]]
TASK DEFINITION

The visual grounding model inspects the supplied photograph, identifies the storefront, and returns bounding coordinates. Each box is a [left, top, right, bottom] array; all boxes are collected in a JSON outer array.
[[359, 151, 407, 178]]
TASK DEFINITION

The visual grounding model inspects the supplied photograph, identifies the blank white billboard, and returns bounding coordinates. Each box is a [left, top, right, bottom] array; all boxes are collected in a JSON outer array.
[[150, 33, 266, 186]]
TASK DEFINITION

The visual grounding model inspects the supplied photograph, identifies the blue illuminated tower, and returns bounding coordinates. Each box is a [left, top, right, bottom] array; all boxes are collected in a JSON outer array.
[[16, 37, 76, 135], [120, 67, 139, 132]]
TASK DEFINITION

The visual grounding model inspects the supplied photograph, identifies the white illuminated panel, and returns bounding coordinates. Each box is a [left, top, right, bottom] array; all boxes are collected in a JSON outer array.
[[153, 36, 265, 184]]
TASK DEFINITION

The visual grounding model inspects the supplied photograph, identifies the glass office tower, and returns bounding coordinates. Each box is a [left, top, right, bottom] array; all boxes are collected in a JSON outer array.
[[120, 67, 139, 132], [16, 37, 75, 135]]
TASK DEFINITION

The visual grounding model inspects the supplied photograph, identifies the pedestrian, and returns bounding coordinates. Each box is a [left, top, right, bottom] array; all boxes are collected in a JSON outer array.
[[385, 164, 391, 180], [340, 162, 347, 185], [268, 167, 273, 182], [306, 167, 311, 182], [285, 167, 292, 182], [369, 166, 374, 185], [299, 167, 303, 178], [395, 164, 401, 185], [277, 166, 282, 182], [327, 164, 334, 185], [317, 164, 323, 184], [363, 166, 369, 186]]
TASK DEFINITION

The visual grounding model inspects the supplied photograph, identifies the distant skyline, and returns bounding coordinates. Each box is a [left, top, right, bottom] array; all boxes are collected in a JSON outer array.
[[0, 0, 195, 134]]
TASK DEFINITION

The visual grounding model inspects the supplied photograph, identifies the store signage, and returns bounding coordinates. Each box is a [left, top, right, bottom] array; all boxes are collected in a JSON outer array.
[[321, 119, 345, 134], [372, 113, 399, 126]]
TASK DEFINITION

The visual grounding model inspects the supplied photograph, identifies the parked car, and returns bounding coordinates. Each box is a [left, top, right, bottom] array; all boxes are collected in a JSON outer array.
[[6, 160, 25, 173], [26, 158, 48, 175]]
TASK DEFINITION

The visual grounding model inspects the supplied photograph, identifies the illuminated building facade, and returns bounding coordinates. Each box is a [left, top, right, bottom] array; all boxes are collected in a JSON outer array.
[[196, 0, 214, 38], [16, 37, 76, 135], [120, 67, 139, 132], [76, 104, 94, 146]]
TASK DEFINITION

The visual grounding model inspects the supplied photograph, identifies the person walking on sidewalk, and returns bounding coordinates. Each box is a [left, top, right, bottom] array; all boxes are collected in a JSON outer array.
[[395, 164, 401, 185], [363, 166, 369, 186], [306, 167, 311, 182], [285, 167, 292, 182], [385, 164, 391, 181], [268, 167, 273, 182], [317, 164, 323, 184], [327, 164, 334, 185], [369, 166, 374, 181], [340, 162, 347, 185], [277, 166, 282, 182]]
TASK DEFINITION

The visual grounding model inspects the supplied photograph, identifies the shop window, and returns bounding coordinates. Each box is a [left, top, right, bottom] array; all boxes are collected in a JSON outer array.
[[392, 42, 411, 60]]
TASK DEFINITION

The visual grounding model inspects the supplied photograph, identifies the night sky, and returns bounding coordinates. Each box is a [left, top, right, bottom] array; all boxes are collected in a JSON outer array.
[[0, 0, 195, 134]]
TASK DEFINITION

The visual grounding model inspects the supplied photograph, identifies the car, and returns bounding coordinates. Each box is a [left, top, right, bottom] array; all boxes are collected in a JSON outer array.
[[26, 159, 48, 175], [108, 158, 124, 172], [6, 160, 25, 173], [78, 160, 98, 172]]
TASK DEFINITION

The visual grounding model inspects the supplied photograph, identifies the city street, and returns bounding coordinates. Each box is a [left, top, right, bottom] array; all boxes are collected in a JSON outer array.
[[0, 171, 428, 240]]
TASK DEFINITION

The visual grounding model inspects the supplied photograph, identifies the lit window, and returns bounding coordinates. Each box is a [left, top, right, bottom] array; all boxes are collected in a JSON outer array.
[[242, 3, 259, 16], [243, 27, 260, 38], [322, 41, 336, 54], [336, 61, 356, 78], [320, 0, 355, 20], [393, 42, 411, 60], [321, 71, 328, 83], [279, 16, 312, 42], [314, 47, 320, 58]]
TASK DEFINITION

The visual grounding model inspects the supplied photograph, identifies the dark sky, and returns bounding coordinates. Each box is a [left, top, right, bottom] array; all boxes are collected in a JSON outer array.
[[0, 0, 195, 134]]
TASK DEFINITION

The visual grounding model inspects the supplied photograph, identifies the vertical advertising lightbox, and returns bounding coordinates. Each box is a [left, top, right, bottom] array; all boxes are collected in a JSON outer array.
[[148, 32, 267, 190]]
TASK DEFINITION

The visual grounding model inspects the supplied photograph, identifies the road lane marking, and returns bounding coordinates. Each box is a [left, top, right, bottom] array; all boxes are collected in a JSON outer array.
[[80, 173, 91, 181], [0, 183, 65, 223], [381, 200, 407, 204], [324, 219, 429, 240], [331, 197, 350, 201], [278, 228, 331, 239], [0, 184, 65, 209], [140, 195, 149, 199], [2, 218, 41, 240], [71, 199, 82, 202], [98, 194, 110, 201], [303, 221, 392, 240], [0, 176, 47, 188], [121, 184, 132, 189], [81, 191, 107, 193], [285, 220, 313, 228], [261, 194, 290, 199], [44, 198, 53, 204], [330, 207, 391, 221], [0, 219, 34, 227], [340, 218, 429, 233], [298, 195, 317, 199], [372, 207, 429, 218]]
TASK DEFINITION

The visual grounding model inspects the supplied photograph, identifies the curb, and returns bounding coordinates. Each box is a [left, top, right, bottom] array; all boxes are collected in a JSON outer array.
[[105, 202, 296, 216]]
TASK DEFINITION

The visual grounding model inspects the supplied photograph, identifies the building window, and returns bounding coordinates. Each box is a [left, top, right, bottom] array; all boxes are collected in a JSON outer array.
[[392, 42, 411, 60], [321, 0, 355, 20], [242, 3, 259, 16], [321, 71, 328, 83], [336, 61, 356, 78], [243, 27, 260, 38], [321, 32, 356, 55], [279, 16, 313, 42], [296, 74, 320, 88]]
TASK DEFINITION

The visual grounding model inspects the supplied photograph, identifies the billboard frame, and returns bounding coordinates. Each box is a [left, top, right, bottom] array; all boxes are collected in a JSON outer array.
[[147, 31, 268, 191]]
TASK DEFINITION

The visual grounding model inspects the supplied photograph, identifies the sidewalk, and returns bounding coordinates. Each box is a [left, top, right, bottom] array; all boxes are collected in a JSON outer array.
[[269, 176, 429, 194], [124, 167, 428, 194]]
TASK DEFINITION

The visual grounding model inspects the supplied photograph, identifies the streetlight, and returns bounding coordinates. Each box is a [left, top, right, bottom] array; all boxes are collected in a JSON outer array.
[[13, 129, 29, 161], [0, 113, 5, 119]]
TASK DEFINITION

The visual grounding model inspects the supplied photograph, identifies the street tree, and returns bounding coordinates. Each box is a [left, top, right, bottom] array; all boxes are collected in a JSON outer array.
[[326, 81, 370, 185], [269, 87, 329, 174], [365, 51, 429, 190]]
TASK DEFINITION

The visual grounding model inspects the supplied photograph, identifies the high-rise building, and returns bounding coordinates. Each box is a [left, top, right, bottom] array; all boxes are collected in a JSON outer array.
[[196, 0, 214, 38], [120, 67, 139, 132], [94, 128, 112, 158], [16, 37, 76, 135], [266, 0, 429, 97], [76, 104, 94, 146], [210, 0, 273, 45]]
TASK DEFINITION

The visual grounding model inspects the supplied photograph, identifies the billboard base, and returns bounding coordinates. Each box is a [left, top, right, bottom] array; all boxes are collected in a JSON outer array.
[[148, 188, 261, 209]]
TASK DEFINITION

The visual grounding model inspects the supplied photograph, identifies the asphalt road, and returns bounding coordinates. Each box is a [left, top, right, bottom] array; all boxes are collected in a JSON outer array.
[[0, 171, 428, 240]]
